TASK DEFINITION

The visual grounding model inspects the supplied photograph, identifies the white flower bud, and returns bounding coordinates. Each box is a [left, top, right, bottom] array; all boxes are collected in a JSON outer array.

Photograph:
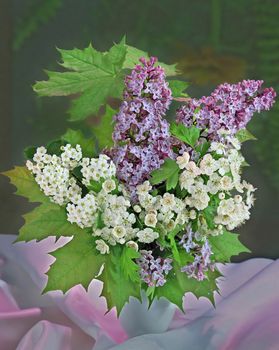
[[219, 192, 225, 200], [126, 241, 139, 251], [133, 205, 142, 213]]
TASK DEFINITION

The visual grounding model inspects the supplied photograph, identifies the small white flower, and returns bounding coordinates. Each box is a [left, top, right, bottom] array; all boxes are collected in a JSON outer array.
[[137, 228, 159, 244], [185, 161, 201, 177], [102, 179, 116, 193], [209, 141, 227, 155], [26, 160, 33, 171], [189, 209, 197, 220], [179, 171, 195, 191], [199, 154, 218, 176], [112, 226, 126, 239], [166, 220, 175, 231], [176, 152, 190, 169], [230, 137, 241, 150], [96, 239, 110, 254], [206, 172, 221, 195], [136, 181, 152, 195], [138, 194, 156, 210], [144, 213, 158, 228], [220, 176, 234, 191], [234, 195, 242, 203], [217, 158, 230, 176], [161, 193, 176, 208]]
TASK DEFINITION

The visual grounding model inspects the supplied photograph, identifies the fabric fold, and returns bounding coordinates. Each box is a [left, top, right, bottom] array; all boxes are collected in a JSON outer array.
[[0, 234, 279, 350]]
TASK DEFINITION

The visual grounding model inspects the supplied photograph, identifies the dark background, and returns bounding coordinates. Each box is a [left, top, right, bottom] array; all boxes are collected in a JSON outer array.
[[1, 0, 278, 260]]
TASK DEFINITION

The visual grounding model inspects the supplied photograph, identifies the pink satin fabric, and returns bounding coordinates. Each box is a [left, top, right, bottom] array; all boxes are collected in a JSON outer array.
[[0, 235, 278, 350]]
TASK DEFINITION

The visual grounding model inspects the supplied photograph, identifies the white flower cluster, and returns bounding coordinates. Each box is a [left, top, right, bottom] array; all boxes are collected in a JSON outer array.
[[26, 145, 82, 205], [81, 154, 116, 186], [67, 193, 97, 228], [177, 137, 256, 232], [93, 191, 139, 253], [214, 182, 255, 230], [26, 144, 143, 255], [26, 135, 255, 258], [135, 181, 191, 242]]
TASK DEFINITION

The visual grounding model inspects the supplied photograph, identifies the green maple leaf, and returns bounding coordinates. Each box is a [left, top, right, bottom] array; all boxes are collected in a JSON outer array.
[[44, 233, 105, 293], [99, 245, 141, 315], [209, 231, 251, 262], [170, 123, 201, 148], [17, 203, 86, 243], [168, 80, 189, 98], [92, 105, 116, 151], [33, 38, 127, 121], [150, 158, 180, 191], [2, 166, 85, 243], [62, 129, 96, 157], [155, 263, 221, 310], [120, 246, 141, 283], [2, 166, 49, 204], [124, 45, 179, 77]]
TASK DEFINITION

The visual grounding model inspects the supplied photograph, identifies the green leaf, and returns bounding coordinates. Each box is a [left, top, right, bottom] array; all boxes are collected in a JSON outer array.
[[155, 263, 221, 310], [209, 231, 251, 262], [24, 146, 37, 160], [120, 247, 141, 283], [2, 166, 49, 204], [196, 141, 210, 158], [46, 139, 66, 155], [179, 249, 195, 266], [33, 38, 127, 121], [3, 166, 86, 243], [88, 179, 103, 193], [99, 245, 141, 315], [202, 200, 219, 230], [17, 202, 86, 243], [44, 233, 105, 293], [62, 129, 96, 157], [168, 80, 189, 98], [124, 45, 179, 77], [170, 123, 200, 148], [150, 158, 180, 191], [92, 105, 116, 150], [167, 225, 184, 264], [236, 128, 257, 143]]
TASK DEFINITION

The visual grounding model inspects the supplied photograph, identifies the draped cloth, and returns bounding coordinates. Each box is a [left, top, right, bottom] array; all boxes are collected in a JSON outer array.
[[0, 234, 278, 350]]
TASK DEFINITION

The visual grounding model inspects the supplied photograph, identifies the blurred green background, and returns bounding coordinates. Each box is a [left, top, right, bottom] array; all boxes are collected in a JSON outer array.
[[1, 0, 278, 260]]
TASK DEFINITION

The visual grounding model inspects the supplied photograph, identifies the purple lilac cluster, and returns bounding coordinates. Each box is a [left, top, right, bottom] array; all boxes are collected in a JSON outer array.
[[137, 250, 173, 287], [108, 57, 174, 196], [176, 80, 276, 140], [180, 227, 215, 281]]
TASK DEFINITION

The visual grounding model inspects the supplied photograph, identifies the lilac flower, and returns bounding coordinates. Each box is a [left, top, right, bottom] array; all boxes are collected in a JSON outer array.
[[108, 57, 174, 197], [176, 80, 276, 141], [180, 229, 215, 281], [137, 250, 173, 287], [179, 226, 198, 253]]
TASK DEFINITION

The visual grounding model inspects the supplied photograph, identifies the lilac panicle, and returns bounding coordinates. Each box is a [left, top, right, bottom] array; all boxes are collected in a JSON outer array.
[[137, 250, 173, 287], [108, 57, 174, 197], [176, 80, 276, 140], [180, 227, 215, 281]]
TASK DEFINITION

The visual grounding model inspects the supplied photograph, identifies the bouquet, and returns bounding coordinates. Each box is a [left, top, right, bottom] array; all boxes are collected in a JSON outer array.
[[3, 39, 276, 315]]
